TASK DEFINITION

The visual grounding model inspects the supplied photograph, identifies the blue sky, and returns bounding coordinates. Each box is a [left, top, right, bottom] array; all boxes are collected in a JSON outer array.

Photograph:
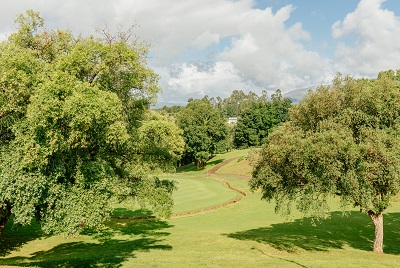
[[1, 0, 400, 105]]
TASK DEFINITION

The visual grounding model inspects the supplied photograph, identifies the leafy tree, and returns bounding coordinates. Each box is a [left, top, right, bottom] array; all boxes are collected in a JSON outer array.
[[177, 99, 228, 168], [156, 105, 184, 119], [137, 111, 185, 173], [233, 89, 291, 148], [251, 72, 400, 253], [0, 11, 182, 236], [221, 90, 259, 117]]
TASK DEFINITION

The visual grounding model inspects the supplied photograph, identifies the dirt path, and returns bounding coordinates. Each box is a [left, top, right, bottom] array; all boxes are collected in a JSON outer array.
[[206, 157, 239, 175], [205, 157, 251, 179]]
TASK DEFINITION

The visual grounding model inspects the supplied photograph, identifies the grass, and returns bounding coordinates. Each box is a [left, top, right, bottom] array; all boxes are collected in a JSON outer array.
[[1, 149, 400, 267], [215, 157, 252, 177], [170, 175, 240, 214]]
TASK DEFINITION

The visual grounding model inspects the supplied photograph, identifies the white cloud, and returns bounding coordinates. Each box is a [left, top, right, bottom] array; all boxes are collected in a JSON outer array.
[[3, 0, 399, 104], [220, 5, 333, 91], [332, 0, 400, 75], [192, 31, 220, 50], [113, 0, 255, 65], [166, 61, 256, 98]]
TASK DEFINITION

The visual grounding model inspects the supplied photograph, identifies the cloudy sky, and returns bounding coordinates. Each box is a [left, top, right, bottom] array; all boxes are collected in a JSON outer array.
[[1, 0, 400, 105]]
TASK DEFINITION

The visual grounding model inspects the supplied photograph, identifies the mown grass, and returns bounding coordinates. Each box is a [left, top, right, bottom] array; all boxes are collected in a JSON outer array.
[[170, 175, 240, 214], [1, 149, 400, 267]]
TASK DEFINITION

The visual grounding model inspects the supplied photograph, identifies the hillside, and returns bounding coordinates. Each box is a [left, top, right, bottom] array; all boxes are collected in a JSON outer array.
[[283, 85, 327, 103]]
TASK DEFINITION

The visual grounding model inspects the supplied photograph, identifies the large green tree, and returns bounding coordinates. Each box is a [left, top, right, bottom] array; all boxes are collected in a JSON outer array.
[[137, 111, 185, 173], [233, 89, 291, 148], [251, 72, 400, 253], [177, 99, 228, 168], [0, 11, 183, 236]]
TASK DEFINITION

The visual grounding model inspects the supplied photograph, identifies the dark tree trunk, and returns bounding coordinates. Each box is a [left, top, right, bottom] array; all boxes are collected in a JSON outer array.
[[368, 210, 383, 253], [0, 205, 11, 236]]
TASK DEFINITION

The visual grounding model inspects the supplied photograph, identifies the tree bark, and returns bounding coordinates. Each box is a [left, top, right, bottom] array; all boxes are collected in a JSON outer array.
[[0, 202, 12, 236], [0, 216, 9, 236], [368, 210, 383, 253]]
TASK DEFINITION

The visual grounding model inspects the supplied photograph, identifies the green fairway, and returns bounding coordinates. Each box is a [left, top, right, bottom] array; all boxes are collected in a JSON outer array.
[[1, 149, 400, 267], [171, 176, 241, 215]]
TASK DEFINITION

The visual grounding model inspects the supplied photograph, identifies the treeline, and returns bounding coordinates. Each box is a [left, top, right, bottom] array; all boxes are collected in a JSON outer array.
[[157, 89, 292, 168]]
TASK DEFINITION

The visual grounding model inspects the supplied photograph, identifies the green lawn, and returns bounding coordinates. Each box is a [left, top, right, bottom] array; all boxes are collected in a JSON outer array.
[[171, 175, 240, 214], [1, 149, 400, 267]]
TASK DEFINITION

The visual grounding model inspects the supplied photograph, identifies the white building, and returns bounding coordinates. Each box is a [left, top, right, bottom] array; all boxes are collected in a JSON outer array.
[[227, 117, 237, 125]]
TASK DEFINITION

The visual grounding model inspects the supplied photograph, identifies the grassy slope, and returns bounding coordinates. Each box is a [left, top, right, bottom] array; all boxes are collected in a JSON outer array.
[[1, 149, 400, 267], [171, 175, 240, 214]]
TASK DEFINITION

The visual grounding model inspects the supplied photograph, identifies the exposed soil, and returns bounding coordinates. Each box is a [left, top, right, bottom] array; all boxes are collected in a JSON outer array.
[[205, 157, 251, 179], [206, 157, 239, 175]]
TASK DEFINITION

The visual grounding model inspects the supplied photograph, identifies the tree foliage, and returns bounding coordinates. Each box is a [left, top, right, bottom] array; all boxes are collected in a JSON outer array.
[[177, 99, 228, 168], [233, 89, 291, 148], [0, 11, 183, 236], [251, 72, 400, 253], [137, 111, 185, 173]]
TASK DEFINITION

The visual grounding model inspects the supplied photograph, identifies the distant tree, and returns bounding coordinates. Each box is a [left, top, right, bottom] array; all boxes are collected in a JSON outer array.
[[220, 90, 261, 117], [251, 72, 400, 253], [233, 89, 291, 148], [0, 11, 180, 236], [270, 89, 292, 123], [156, 105, 184, 119], [177, 99, 228, 168]]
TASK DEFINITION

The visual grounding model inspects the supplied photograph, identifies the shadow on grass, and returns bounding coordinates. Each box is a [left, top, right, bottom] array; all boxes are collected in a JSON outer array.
[[176, 159, 224, 173], [0, 218, 173, 267], [176, 163, 196, 173], [0, 219, 48, 257], [206, 159, 224, 167], [227, 211, 400, 254], [112, 208, 154, 218]]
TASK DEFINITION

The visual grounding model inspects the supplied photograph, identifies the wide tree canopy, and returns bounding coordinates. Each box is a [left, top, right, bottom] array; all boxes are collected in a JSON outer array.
[[251, 71, 400, 253], [0, 10, 184, 236]]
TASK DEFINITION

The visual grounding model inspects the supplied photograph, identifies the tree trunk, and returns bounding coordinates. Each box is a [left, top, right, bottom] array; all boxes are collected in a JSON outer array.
[[0, 216, 9, 236], [0, 208, 11, 236], [368, 210, 383, 253]]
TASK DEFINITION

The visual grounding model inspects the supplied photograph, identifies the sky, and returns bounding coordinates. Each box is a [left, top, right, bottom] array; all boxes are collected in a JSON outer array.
[[1, 0, 400, 106]]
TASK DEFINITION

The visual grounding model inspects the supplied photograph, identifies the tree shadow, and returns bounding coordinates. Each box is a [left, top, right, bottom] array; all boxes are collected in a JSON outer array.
[[87, 217, 172, 241], [0, 218, 173, 267], [206, 159, 224, 167], [227, 211, 400, 254], [176, 159, 224, 173], [112, 208, 154, 218], [176, 163, 196, 173], [0, 218, 48, 257]]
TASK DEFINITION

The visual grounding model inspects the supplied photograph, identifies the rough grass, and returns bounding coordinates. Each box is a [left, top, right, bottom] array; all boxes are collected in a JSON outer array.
[[215, 157, 252, 177], [1, 149, 400, 267]]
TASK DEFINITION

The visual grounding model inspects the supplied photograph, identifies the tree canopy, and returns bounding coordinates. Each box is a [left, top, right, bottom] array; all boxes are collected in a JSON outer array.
[[0, 10, 183, 236], [177, 99, 228, 168], [233, 89, 291, 148], [251, 72, 400, 253]]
